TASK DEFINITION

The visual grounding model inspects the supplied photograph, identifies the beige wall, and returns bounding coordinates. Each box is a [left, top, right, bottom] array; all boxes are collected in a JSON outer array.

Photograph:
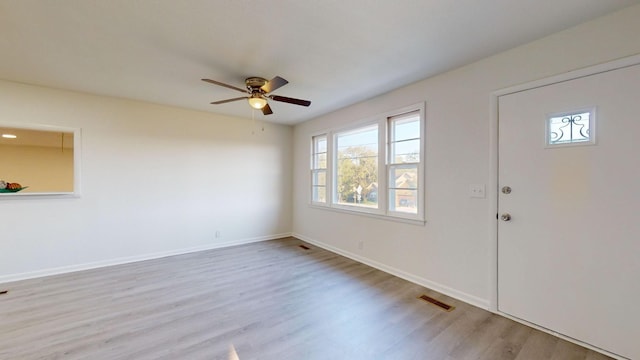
[[0, 82, 293, 280], [1, 144, 74, 192]]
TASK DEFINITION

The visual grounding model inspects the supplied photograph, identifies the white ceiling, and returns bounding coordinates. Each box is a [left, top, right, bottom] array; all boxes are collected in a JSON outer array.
[[1, 1, 638, 125]]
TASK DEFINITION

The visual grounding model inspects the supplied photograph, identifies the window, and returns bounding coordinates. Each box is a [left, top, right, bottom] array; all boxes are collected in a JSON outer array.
[[311, 134, 327, 203], [388, 111, 420, 214], [334, 124, 378, 208], [309, 103, 425, 222], [546, 109, 595, 147]]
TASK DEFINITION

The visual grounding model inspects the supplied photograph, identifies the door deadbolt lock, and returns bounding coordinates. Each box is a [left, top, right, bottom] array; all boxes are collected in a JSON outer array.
[[502, 186, 512, 194], [501, 213, 512, 221]]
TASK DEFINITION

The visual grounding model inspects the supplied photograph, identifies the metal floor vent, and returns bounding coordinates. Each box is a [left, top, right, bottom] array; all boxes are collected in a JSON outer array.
[[298, 244, 310, 250], [418, 294, 455, 312]]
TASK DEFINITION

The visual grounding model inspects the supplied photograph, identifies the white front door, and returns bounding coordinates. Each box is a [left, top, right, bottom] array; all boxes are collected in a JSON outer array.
[[498, 62, 640, 359]]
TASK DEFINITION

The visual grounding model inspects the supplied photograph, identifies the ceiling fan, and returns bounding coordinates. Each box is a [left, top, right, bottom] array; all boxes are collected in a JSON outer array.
[[201, 76, 311, 115]]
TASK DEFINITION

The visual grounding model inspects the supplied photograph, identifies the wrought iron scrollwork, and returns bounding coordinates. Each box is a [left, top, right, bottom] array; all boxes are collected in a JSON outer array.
[[550, 113, 590, 144]]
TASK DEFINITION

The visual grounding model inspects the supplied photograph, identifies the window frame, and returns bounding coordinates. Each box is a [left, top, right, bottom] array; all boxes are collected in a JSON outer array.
[[309, 102, 425, 224], [386, 110, 424, 221], [331, 121, 382, 215], [310, 133, 328, 205]]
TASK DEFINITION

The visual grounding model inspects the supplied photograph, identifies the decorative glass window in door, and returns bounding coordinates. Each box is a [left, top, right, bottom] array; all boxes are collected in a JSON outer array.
[[546, 109, 595, 146]]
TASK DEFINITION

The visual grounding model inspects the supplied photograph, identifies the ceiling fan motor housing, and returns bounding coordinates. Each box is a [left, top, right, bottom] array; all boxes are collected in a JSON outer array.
[[245, 77, 268, 92]]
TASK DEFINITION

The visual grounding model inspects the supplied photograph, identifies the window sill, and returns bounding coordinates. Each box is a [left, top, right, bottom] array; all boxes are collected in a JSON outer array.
[[308, 203, 426, 226], [0, 192, 80, 200]]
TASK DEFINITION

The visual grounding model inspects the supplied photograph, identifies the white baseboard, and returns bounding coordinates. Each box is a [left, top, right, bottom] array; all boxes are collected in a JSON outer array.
[[0, 232, 291, 284], [292, 232, 490, 310]]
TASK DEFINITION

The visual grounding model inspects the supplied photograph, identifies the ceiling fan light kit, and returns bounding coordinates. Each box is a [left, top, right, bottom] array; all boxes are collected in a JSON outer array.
[[248, 95, 267, 110], [202, 76, 311, 116]]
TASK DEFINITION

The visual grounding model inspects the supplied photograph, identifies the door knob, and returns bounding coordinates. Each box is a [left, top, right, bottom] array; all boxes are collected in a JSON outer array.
[[501, 213, 512, 221]]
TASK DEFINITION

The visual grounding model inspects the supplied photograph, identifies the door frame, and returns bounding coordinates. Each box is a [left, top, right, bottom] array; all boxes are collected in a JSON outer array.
[[488, 53, 640, 356]]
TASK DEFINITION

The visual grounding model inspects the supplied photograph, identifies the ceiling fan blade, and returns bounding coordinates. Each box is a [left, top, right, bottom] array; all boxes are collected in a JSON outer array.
[[262, 103, 273, 115], [261, 76, 288, 93], [202, 79, 247, 93], [270, 95, 311, 107], [210, 97, 247, 105]]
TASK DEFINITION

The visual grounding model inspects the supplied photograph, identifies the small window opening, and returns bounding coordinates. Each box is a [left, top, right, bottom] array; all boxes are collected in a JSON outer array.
[[547, 110, 594, 146]]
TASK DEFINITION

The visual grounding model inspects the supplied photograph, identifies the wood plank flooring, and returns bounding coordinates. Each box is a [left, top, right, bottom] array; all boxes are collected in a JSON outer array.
[[0, 237, 612, 360]]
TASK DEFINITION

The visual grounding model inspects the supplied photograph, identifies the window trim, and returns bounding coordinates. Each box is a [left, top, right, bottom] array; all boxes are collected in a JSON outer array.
[[386, 109, 424, 221], [308, 102, 426, 224]]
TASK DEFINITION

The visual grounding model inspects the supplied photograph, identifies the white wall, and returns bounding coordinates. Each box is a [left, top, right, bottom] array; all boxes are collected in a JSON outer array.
[[292, 4, 640, 308], [0, 81, 293, 281]]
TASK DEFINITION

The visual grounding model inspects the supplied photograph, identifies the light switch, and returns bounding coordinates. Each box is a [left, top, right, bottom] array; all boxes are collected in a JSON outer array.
[[469, 184, 486, 198]]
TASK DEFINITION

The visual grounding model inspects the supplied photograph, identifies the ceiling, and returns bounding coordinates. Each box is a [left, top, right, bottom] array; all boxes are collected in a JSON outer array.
[[0, 1, 637, 125]]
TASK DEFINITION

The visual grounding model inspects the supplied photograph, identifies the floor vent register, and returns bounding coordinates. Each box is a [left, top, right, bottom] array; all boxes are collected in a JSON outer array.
[[418, 294, 455, 312]]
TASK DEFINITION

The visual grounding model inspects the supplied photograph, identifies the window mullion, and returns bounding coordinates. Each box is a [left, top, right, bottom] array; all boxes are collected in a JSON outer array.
[[379, 116, 389, 215]]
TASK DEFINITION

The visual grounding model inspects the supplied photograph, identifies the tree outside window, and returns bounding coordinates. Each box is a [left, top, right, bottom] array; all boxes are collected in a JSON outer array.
[[335, 124, 378, 208]]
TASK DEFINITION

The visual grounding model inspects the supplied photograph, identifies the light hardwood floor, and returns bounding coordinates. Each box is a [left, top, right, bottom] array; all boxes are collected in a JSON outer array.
[[0, 237, 612, 360]]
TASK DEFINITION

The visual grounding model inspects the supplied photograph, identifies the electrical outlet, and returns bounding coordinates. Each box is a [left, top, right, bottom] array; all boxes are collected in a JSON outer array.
[[215, 231, 221, 239], [358, 240, 364, 250]]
